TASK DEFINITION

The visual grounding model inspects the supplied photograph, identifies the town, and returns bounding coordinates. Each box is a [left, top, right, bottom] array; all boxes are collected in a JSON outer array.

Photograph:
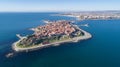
[[12, 20, 91, 52], [60, 11, 120, 20], [34, 21, 76, 37], [17, 20, 84, 48]]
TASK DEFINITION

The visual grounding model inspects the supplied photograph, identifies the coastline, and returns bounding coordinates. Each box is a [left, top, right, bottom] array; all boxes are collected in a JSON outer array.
[[12, 25, 92, 52]]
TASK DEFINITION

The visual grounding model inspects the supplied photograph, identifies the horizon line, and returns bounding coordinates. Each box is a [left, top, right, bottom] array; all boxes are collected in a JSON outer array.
[[0, 10, 120, 13]]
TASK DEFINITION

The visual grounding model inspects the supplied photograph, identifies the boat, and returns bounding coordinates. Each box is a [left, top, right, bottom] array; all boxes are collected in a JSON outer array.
[[16, 34, 22, 39], [80, 23, 89, 27], [43, 20, 52, 23]]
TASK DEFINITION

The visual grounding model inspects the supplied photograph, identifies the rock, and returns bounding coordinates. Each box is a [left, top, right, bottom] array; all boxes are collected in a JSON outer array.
[[6, 52, 14, 58]]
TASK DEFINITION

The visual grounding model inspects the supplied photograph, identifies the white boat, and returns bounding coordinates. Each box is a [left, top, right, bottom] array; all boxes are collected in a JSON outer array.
[[80, 23, 89, 27], [43, 20, 52, 23], [16, 34, 22, 39]]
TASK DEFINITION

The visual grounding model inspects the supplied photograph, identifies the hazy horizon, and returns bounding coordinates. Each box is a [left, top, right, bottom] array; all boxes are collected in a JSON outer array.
[[0, 10, 120, 13], [0, 0, 120, 12]]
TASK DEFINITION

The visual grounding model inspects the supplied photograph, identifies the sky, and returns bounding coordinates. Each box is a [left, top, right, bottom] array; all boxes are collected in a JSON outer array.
[[0, 0, 120, 12]]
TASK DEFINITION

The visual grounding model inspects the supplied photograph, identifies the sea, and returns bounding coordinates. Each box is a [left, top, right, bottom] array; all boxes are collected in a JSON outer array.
[[0, 12, 120, 67]]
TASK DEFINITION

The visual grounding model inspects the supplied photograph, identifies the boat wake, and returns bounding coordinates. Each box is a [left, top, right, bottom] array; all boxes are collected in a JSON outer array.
[[79, 23, 89, 27]]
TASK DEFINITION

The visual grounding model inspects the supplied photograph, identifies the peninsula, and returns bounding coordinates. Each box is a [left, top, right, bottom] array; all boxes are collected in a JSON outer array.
[[12, 20, 92, 52], [60, 11, 120, 20]]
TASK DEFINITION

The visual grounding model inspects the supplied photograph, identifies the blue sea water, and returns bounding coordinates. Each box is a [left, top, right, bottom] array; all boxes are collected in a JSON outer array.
[[0, 13, 120, 67]]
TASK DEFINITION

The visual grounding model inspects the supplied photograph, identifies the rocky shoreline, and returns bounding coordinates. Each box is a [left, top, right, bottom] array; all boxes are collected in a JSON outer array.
[[12, 26, 92, 52]]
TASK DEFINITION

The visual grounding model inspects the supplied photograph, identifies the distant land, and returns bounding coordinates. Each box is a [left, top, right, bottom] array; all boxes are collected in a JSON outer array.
[[59, 11, 120, 20]]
